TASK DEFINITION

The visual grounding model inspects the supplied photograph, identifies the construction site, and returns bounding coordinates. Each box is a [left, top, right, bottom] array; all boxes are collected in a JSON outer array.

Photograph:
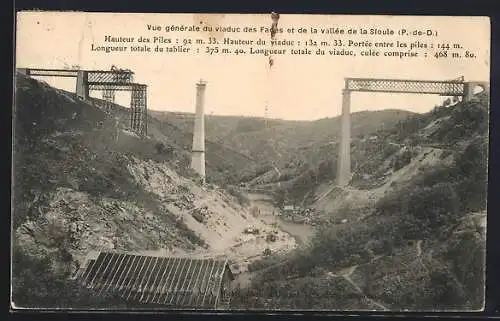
[[12, 61, 489, 310]]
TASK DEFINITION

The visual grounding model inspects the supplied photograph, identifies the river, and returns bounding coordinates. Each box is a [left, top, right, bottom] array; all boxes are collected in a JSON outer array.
[[275, 218, 315, 246], [246, 192, 316, 246], [230, 193, 316, 289]]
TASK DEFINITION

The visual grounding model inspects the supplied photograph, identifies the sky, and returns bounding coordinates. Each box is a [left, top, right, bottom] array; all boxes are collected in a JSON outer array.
[[15, 13, 490, 121]]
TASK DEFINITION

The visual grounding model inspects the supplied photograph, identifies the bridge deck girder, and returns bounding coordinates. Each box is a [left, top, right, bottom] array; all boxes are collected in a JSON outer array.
[[18, 68, 135, 85], [345, 78, 465, 96], [89, 83, 147, 91]]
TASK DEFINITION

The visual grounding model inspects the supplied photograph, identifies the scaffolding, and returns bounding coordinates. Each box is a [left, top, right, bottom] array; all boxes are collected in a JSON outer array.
[[102, 89, 116, 114], [129, 85, 148, 136], [17, 67, 148, 136]]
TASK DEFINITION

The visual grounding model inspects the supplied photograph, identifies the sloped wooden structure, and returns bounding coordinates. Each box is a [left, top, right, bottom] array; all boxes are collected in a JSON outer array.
[[76, 251, 234, 309]]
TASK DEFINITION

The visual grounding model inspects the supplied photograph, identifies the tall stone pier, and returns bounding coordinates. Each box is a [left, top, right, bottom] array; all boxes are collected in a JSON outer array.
[[191, 80, 207, 183], [17, 68, 29, 76], [337, 88, 351, 187], [76, 70, 89, 100]]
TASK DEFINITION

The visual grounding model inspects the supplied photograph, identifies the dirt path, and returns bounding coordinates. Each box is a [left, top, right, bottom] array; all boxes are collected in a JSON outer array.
[[343, 268, 389, 311], [315, 184, 340, 203], [416, 240, 422, 257], [331, 241, 430, 311], [326, 259, 390, 311], [363, 297, 390, 311], [339, 266, 363, 293]]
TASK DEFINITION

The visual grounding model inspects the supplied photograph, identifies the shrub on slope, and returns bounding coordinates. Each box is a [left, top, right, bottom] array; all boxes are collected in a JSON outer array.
[[232, 95, 488, 310], [11, 243, 129, 309]]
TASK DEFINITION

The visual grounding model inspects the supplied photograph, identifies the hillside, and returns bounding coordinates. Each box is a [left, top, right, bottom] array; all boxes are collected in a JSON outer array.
[[150, 109, 414, 202], [11, 74, 488, 311], [312, 93, 489, 217], [94, 104, 260, 186], [150, 109, 413, 159], [148, 111, 295, 144], [11, 75, 296, 309], [262, 97, 489, 208], [229, 92, 488, 311]]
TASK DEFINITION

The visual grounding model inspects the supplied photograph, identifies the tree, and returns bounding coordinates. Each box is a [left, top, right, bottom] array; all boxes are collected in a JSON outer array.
[[12, 244, 128, 309], [154, 142, 165, 154]]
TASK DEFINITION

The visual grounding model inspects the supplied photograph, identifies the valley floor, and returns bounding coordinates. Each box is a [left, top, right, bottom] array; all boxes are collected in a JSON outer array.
[[187, 192, 315, 274], [230, 193, 317, 290]]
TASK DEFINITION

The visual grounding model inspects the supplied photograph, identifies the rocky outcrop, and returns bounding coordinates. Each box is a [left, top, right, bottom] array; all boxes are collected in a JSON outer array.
[[14, 186, 199, 271]]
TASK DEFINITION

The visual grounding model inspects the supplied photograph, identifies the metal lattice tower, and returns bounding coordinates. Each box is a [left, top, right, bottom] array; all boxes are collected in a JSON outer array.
[[102, 89, 115, 114], [336, 77, 489, 187], [17, 67, 148, 136], [129, 85, 148, 137]]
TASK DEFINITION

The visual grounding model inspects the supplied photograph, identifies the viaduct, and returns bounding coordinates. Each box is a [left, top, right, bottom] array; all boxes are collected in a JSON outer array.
[[16, 67, 489, 187], [336, 77, 489, 186]]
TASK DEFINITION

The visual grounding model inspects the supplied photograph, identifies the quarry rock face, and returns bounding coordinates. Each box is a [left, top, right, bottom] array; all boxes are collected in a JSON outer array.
[[15, 185, 195, 267], [125, 156, 297, 264]]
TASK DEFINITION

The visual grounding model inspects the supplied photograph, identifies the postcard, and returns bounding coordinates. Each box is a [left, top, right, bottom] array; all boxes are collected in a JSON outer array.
[[12, 12, 489, 312]]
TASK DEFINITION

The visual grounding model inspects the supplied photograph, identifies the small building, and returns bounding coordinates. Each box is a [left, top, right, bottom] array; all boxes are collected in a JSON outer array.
[[283, 204, 303, 216], [75, 251, 234, 309]]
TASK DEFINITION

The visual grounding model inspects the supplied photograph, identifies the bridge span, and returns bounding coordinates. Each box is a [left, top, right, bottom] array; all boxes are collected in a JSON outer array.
[[336, 77, 489, 187], [16, 67, 149, 136]]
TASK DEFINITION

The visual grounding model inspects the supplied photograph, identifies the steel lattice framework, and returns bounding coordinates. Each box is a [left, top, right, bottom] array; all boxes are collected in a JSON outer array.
[[24, 68, 79, 78], [86, 71, 146, 136], [345, 78, 465, 96], [102, 88, 116, 114], [24, 68, 134, 83], [88, 70, 134, 83], [129, 85, 148, 135], [17, 67, 148, 136]]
